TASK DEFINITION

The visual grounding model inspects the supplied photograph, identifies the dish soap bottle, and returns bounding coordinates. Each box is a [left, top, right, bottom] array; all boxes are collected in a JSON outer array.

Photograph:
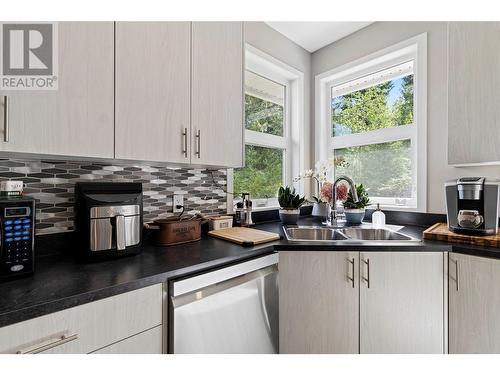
[[372, 204, 386, 229]]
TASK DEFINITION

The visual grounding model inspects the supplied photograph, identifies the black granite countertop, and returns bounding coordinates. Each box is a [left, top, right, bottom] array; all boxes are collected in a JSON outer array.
[[1, 216, 500, 329]]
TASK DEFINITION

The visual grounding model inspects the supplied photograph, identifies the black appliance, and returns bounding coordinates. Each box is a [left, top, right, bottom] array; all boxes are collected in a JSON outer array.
[[0, 196, 35, 280], [75, 182, 143, 260]]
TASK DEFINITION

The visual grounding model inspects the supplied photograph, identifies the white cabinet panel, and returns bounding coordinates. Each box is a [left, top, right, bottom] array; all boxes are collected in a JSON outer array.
[[0, 22, 114, 158], [0, 284, 162, 354], [279, 251, 359, 354], [115, 22, 191, 163], [448, 22, 500, 165], [449, 253, 500, 353], [191, 22, 244, 167], [92, 326, 163, 354], [360, 252, 444, 354]]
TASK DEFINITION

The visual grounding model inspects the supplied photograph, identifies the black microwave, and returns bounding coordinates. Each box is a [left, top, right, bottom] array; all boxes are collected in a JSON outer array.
[[0, 197, 35, 280]]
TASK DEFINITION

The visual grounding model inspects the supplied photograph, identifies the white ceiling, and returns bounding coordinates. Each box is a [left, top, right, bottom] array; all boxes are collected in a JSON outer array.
[[265, 22, 374, 53]]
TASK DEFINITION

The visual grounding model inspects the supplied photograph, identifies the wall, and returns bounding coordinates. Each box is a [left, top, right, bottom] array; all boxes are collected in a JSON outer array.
[[0, 158, 227, 235], [312, 21, 500, 214], [244, 22, 313, 195]]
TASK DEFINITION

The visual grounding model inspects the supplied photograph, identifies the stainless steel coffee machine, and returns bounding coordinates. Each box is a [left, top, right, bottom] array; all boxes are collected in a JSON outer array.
[[445, 177, 500, 235], [75, 182, 143, 260]]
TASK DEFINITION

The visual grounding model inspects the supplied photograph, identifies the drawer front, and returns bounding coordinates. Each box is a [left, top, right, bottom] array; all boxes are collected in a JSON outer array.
[[0, 284, 162, 354], [91, 326, 163, 354]]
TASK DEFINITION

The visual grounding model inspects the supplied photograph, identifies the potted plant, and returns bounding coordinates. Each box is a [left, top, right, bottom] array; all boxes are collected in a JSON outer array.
[[343, 183, 370, 224], [278, 186, 306, 225], [294, 156, 349, 219]]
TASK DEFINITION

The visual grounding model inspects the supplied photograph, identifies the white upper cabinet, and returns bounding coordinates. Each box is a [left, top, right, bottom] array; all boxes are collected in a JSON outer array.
[[115, 22, 191, 163], [448, 22, 500, 165], [0, 22, 114, 158], [191, 22, 244, 168]]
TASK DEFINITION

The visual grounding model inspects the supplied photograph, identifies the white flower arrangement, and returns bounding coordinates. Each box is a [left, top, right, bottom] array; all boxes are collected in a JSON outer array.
[[294, 156, 349, 203]]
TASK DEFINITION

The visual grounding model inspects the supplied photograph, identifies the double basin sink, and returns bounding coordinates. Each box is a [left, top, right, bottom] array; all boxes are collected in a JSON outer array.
[[283, 226, 420, 244]]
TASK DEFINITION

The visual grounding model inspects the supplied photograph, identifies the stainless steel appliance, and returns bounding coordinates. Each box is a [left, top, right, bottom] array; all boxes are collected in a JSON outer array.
[[0, 197, 35, 280], [75, 182, 143, 260], [445, 177, 500, 235], [169, 253, 278, 353]]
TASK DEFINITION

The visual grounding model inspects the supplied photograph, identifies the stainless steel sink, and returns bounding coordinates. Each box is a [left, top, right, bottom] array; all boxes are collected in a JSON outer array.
[[283, 226, 420, 244], [284, 227, 348, 241], [338, 227, 416, 241]]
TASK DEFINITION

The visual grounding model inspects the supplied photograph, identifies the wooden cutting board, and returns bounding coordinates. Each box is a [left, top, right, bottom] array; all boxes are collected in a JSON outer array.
[[208, 227, 281, 246], [423, 222, 500, 248]]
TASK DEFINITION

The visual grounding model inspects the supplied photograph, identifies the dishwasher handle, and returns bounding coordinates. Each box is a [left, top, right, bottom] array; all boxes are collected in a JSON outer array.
[[171, 253, 279, 297], [171, 264, 277, 309]]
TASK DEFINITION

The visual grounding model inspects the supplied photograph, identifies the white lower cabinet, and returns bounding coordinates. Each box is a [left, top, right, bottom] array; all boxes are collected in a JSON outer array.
[[449, 253, 500, 354], [360, 252, 445, 354], [279, 251, 446, 354], [0, 284, 163, 354], [279, 251, 359, 354]]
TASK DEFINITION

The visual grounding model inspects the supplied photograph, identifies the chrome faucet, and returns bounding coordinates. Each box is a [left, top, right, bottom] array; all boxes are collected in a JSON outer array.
[[330, 175, 359, 226]]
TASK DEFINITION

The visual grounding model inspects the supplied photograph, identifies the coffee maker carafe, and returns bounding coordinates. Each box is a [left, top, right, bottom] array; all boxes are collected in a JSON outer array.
[[445, 177, 500, 235], [75, 182, 143, 260]]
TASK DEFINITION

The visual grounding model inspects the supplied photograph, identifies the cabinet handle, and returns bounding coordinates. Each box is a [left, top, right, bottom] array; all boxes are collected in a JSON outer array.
[[347, 257, 355, 288], [195, 129, 201, 158], [2, 96, 8, 142], [182, 127, 188, 157], [16, 333, 78, 354], [451, 258, 460, 291], [362, 258, 370, 288]]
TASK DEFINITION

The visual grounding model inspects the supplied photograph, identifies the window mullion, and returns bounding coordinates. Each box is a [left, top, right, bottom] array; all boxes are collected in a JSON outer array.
[[245, 129, 287, 149], [331, 124, 414, 149]]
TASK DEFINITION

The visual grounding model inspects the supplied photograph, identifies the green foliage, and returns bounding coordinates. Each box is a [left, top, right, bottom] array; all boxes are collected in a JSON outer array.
[[234, 145, 282, 199], [278, 186, 306, 209], [392, 75, 414, 126], [245, 95, 283, 136], [332, 75, 414, 199], [343, 184, 370, 209], [332, 82, 394, 135], [234, 94, 285, 200]]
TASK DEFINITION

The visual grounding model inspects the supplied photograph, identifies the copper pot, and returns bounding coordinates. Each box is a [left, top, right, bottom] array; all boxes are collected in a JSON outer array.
[[145, 216, 203, 246]]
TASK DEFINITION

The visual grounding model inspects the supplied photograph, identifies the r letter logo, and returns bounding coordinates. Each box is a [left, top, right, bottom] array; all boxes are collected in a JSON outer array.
[[0, 22, 58, 90]]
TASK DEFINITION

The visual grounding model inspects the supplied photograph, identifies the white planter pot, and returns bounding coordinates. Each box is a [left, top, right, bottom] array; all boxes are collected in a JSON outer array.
[[279, 208, 300, 225], [345, 208, 366, 224], [312, 202, 330, 217]]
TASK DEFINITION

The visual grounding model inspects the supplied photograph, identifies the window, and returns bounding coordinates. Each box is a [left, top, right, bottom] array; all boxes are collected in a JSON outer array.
[[316, 34, 427, 211], [233, 45, 304, 209]]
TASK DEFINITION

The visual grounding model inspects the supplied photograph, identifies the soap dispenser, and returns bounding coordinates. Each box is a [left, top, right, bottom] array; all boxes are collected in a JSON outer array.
[[372, 203, 386, 229]]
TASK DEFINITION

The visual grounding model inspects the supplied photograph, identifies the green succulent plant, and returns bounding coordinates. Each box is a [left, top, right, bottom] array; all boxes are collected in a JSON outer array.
[[343, 183, 370, 209], [278, 186, 306, 210]]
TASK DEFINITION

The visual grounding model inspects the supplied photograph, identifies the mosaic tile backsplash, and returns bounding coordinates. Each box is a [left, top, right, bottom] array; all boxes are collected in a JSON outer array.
[[0, 159, 228, 235]]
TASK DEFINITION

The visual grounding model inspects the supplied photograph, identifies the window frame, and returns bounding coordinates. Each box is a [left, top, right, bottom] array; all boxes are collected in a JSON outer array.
[[228, 44, 305, 211], [315, 33, 427, 212]]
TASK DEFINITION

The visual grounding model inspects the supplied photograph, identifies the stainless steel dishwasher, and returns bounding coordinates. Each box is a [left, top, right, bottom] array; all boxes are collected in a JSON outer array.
[[168, 253, 279, 354]]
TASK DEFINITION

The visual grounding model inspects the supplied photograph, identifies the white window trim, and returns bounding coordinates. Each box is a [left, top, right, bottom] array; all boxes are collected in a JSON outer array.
[[227, 44, 305, 212], [315, 33, 427, 212]]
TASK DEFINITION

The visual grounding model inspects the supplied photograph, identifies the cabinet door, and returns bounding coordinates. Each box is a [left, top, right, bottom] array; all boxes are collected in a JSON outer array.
[[115, 22, 191, 163], [279, 251, 359, 354], [191, 22, 244, 167], [0, 22, 114, 158], [91, 326, 163, 354], [449, 253, 500, 353], [360, 252, 444, 354], [448, 22, 500, 165]]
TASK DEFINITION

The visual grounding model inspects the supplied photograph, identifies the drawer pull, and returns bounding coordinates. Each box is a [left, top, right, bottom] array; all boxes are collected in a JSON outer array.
[[16, 333, 78, 354]]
